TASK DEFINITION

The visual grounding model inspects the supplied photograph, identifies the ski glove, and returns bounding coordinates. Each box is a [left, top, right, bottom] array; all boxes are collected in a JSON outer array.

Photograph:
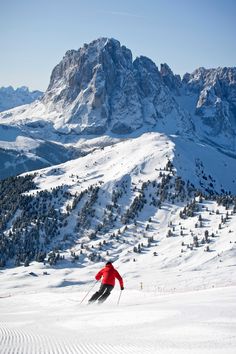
[[121, 286, 124, 290]]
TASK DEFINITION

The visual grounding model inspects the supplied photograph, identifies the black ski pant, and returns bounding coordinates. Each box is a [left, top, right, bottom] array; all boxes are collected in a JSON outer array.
[[88, 283, 114, 303]]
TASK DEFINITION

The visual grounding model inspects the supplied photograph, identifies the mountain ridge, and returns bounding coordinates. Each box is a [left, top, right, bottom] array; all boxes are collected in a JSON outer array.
[[0, 37, 235, 181], [1, 38, 235, 141], [0, 85, 43, 112]]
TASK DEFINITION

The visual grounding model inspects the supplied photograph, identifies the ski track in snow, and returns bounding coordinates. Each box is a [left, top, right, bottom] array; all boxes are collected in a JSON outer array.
[[0, 323, 154, 354], [0, 287, 236, 354]]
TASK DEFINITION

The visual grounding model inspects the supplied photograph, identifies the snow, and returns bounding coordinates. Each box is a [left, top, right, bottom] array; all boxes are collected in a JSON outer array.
[[0, 135, 40, 151], [1, 129, 236, 352], [0, 262, 236, 353], [30, 131, 236, 196]]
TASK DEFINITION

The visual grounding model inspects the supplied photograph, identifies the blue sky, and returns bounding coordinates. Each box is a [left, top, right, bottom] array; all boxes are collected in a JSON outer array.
[[0, 0, 235, 91]]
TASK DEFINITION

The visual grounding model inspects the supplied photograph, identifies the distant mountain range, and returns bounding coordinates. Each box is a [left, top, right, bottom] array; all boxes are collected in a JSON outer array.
[[0, 86, 43, 112]]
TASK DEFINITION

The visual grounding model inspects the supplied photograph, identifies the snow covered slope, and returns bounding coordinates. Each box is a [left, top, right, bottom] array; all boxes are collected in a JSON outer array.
[[0, 86, 42, 112], [0, 131, 236, 270], [32, 131, 236, 194], [0, 148, 236, 352], [0, 281, 235, 354], [0, 122, 83, 179], [1, 133, 236, 351]]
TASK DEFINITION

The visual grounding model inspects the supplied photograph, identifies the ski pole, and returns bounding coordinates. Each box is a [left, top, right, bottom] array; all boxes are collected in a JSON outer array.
[[117, 290, 122, 306], [80, 280, 97, 304]]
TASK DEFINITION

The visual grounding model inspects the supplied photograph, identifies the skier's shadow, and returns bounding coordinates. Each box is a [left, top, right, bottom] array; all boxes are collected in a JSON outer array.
[[58, 280, 85, 288]]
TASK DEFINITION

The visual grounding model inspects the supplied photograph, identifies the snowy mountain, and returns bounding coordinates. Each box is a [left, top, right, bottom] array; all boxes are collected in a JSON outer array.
[[1, 39, 235, 142], [0, 37, 235, 269], [0, 86, 43, 112], [0, 38, 184, 136], [0, 38, 235, 180], [182, 67, 236, 150]]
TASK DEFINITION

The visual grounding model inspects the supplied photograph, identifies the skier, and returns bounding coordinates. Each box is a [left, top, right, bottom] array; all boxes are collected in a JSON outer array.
[[88, 261, 124, 304]]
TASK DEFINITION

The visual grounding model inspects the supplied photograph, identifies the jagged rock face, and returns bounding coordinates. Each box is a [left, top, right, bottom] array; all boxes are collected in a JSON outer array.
[[0, 86, 42, 112], [160, 63, 182, 95], [43, 38, 138, 133], [183, 67, 236, 135], [42, 38, 177, 134], [133, 57, 175, 124]]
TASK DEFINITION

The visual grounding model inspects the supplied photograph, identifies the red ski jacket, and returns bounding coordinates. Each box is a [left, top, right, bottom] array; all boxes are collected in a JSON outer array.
[[95, 263, 124, 288]]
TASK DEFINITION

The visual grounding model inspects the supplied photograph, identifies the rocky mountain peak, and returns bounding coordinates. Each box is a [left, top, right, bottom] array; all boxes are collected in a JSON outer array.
[[41, 37, 178, 134], [45, 38, 131, 98], [182, 67, 236, 138], [183, 66, 236, 92], [160, 63, 182, 94], [0, 38, 235, 153]]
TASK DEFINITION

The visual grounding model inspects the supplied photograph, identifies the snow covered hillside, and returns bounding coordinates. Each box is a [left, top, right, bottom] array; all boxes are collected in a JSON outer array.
[[0, 86, 42, 112], [0, 132, 236, 272], [0, 124, 83, 180], [1, 144, 236, 352], [1, 132, 236, 351]]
